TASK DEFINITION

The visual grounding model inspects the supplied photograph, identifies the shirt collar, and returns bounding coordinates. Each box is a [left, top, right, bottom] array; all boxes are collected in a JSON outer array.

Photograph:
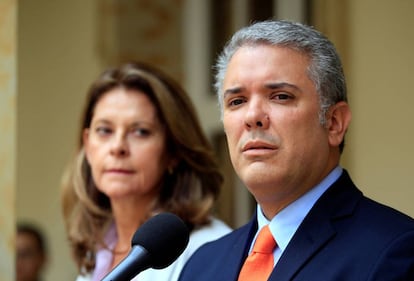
[[256, 166, 343, 251]]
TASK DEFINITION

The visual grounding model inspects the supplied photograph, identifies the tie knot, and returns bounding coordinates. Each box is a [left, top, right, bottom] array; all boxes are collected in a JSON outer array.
[[252, 225, 276, 254]]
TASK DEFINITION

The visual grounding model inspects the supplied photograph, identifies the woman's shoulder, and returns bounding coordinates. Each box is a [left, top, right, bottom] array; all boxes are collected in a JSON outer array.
[[134, 218, 231, 281], [189, 217, 232, 247], [75, 274, 92, 281]]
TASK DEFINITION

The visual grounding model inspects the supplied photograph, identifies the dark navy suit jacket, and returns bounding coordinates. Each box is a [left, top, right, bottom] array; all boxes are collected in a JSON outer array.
[[178, 170, 414, 280]]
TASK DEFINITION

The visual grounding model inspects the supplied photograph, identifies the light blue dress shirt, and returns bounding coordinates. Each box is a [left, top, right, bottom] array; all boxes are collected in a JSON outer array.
[[252, 166, 343, 266]]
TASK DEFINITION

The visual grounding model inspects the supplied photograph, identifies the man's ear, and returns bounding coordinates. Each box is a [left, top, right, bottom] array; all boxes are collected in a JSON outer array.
[[326, 101, 352, 147]]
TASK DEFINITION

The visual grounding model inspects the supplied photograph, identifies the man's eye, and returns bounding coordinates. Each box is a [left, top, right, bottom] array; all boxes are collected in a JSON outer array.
[[273, 93, 292, 100], [228, 98, 245, 107]]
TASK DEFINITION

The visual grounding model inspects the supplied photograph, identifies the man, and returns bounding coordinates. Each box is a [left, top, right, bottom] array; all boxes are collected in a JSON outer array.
[[16, 223, 48, 281], [178, 20, 414, 280]]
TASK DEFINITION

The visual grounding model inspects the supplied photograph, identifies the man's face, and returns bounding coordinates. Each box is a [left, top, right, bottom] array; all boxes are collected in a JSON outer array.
[[16, 232, 46, 281], [222, 45, 337, 217]]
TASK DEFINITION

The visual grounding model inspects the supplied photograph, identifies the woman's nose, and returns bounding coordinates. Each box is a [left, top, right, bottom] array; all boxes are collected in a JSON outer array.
[[110, 134, 129, 157]]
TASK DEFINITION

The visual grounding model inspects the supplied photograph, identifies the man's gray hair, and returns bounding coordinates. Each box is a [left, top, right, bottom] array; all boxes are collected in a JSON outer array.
[[214, 20, 347, 126]]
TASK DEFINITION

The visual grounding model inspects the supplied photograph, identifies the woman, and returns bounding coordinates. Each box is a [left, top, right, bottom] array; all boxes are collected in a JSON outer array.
[[61, 62, 231, 281]]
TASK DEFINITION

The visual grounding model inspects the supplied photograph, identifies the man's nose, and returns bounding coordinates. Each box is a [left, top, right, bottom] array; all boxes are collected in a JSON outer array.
[[244, 98, 270, 129]]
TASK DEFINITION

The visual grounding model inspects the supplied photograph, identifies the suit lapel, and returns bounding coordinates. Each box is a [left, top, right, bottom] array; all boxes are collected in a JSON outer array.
[[268, 170, 362, 281], [218, 216, 258, 281], [269, 212, 336, 281]]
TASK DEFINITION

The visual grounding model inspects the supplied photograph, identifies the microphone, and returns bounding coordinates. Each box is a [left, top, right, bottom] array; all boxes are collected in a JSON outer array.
[[101, 212, 190, 281]]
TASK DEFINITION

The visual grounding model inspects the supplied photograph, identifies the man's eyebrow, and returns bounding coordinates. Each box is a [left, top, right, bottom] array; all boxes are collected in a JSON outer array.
[[265, 82, 300, 91], [223, 86, 244, 98], [223, 82, 300, 98]]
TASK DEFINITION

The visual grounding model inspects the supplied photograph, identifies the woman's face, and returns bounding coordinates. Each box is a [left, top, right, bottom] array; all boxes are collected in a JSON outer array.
[[83, 87, 170, 200]]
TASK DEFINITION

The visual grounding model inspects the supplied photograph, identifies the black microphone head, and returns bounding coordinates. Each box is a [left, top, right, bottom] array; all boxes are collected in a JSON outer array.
[[131, 212, 190, 269]]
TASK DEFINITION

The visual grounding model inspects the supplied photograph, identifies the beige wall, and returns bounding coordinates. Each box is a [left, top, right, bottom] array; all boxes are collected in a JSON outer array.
[[17, 0, 102, 279], [345, 0, 414, 216], [10, 1, 414, 281], [312, 0, 414, 218], [0, 0, 16, 280]]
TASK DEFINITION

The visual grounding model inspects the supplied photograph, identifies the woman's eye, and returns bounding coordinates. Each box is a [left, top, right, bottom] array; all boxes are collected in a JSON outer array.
[[133, 128, 150, 136], [95, 127, 112, 135]]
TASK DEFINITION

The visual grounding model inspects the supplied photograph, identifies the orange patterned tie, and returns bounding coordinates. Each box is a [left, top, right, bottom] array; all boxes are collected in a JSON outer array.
[[238, 225, 276, 281]]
